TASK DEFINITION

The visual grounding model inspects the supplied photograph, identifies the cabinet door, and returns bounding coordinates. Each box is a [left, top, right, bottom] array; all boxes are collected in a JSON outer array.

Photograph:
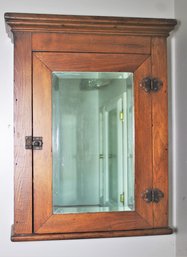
[[33, 52, 153, 234]]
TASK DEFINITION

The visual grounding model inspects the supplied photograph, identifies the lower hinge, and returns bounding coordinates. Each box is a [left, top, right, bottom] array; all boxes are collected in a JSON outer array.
[[25, 136, 43, 150], [141, 188, 164, 203]]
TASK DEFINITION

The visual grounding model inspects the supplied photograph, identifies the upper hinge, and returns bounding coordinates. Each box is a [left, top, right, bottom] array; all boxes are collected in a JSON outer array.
[[141, 188, 164, 203], [25, 136, 43, 150], [140, 77, 163, 93]]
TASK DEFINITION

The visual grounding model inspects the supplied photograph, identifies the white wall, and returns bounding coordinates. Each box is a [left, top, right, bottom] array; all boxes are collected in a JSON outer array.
[[0, 1, 176, 257], [174, 1, 187, 256]]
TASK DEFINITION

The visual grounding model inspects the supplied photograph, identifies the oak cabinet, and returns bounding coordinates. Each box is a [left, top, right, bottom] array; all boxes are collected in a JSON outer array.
[[5, 13, 176, 241]]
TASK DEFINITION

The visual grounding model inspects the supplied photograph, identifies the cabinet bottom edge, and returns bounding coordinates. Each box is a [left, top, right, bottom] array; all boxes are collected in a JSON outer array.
[[11, 226, 174, 242]]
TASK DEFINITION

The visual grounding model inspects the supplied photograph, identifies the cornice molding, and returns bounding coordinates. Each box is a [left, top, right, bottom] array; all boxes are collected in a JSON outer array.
[[5, 13, 177, 37]]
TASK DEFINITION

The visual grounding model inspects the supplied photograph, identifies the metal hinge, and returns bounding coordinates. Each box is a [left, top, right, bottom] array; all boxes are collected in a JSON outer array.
[[119, 111, 124, 121], [141, 188, 164, 203], [140, 77, 163, 93], [25, 136, 43, 150]]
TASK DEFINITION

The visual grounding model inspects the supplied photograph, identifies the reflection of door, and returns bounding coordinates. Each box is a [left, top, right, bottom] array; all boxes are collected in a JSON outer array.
[[100, 96, 124, 210]]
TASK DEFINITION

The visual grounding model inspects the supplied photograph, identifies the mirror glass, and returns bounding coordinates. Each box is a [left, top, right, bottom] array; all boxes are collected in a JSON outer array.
[[52, 72, 134, 214]]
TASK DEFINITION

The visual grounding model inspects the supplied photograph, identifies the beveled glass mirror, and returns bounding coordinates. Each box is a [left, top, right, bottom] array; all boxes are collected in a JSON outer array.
[[52, 72, 134, 214]]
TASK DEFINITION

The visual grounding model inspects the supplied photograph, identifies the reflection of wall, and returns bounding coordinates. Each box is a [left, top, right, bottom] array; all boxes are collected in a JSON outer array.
[[53, 78, 99, 206], [0, 1, 176, 257], [99, 79, 127, 107], [76, 87, 99, 205]]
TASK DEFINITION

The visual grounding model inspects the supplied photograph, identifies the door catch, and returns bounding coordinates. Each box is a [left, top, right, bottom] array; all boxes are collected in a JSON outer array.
[[25, 136, 43, 150]]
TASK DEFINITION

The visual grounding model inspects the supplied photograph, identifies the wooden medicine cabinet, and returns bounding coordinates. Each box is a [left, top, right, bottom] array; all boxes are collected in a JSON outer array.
[[5, 13, 177, 241]]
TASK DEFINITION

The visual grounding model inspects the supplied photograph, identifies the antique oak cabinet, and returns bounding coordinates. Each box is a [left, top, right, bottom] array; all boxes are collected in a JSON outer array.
[[5, 13, 176, 241]]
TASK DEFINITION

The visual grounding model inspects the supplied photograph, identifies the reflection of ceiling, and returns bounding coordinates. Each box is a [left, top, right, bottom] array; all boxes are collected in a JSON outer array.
[[53, 71, 132, 80], [52, 71, 133, 90], [80, 79, 111, 90]]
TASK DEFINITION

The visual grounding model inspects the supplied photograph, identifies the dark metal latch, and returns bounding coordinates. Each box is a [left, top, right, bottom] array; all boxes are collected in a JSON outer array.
[[25, 136, 43, 150]]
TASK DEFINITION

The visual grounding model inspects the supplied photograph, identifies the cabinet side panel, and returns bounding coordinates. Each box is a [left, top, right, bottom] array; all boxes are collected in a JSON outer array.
[[151, 37, 168, 227], [14, 32, 32, 234]]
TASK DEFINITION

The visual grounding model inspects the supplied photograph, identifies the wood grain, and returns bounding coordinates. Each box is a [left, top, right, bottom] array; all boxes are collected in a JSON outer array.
[[36, 212, 150, 234], [32, 33, 151, 54], [33, 54, 53, 231], [14, 32, 32, 234], [151, 37, 168, 227], [34, 52, 149, 72]]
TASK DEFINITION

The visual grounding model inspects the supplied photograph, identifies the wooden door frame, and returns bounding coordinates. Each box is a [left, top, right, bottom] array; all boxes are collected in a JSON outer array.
[[33, 52, 153, 235]]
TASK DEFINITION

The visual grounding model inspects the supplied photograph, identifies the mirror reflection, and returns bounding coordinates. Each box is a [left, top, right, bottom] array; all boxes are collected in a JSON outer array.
[[52, 72, 135, 214]]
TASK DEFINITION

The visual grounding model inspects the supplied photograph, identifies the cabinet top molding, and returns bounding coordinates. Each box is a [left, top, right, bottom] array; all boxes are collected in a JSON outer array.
[[5, 13, 177, 36]]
